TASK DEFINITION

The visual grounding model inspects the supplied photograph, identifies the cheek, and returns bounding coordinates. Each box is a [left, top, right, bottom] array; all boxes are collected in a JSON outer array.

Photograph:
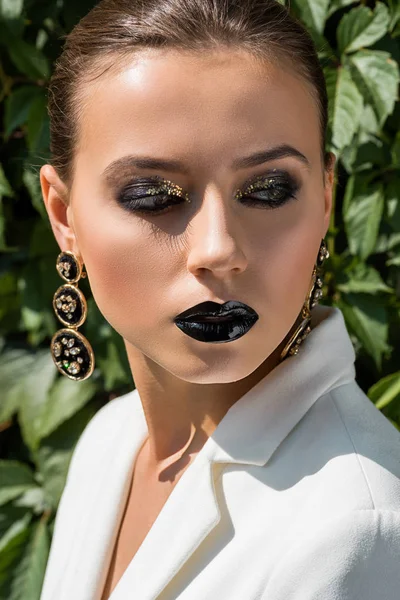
[[255, 191, 324, 310], [73, 208, 168, 331]]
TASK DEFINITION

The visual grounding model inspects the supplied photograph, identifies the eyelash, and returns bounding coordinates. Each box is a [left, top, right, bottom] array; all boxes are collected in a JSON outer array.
[[116, 172, 300, 215]]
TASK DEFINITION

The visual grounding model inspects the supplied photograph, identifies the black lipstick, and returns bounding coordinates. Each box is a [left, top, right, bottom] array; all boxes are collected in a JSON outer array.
[[173, 300, 259, 343]]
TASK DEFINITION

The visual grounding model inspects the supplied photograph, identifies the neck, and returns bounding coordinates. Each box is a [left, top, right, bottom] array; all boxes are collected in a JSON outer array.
[[123, 312, 303, 475]]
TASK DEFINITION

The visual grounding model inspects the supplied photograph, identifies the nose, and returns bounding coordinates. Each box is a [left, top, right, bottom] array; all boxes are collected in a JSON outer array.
[[186, 186, 248, 279]]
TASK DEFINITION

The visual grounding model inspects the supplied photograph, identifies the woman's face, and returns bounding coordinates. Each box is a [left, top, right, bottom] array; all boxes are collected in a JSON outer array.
[[44, 48, 334, 384]]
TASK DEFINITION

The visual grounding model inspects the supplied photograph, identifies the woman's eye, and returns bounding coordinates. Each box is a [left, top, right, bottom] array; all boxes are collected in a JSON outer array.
[[116, 173, 299, 215], [116, 178, 189, 215], [118, 193, 185, 214], [236, 174, 300, 208]]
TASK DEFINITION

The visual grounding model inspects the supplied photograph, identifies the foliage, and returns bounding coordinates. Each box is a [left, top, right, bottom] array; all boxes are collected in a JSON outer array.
[[0, 0, 399, 597]]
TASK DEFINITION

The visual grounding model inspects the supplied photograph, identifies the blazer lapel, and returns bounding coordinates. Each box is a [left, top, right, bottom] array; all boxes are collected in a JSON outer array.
[[53, 399, 148, 600], [110, 434, 222, 600]]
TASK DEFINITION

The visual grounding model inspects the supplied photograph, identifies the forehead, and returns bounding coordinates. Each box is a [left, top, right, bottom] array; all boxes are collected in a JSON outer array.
[[76, 48, 321, 176]]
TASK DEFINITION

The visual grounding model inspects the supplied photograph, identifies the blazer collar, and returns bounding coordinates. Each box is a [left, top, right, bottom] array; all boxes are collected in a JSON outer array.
[[204, 304, 356, 466]]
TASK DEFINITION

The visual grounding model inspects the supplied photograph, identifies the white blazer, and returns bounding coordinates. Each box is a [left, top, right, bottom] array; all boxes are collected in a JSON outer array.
[[40, 304, 400, 600]]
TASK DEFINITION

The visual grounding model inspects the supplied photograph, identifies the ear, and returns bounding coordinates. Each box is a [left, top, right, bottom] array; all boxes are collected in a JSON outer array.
[[322, 151, 336, 238], [40, 164, 80, 255]]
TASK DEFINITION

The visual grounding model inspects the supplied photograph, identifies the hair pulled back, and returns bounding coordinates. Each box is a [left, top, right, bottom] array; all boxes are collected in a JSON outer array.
[[48, 0, 330, 187]]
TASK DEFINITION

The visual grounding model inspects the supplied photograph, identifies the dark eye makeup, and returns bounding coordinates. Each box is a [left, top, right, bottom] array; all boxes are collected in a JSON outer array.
[[234, 171, 300, 209], [115, 170, 300, 215], [115, 175, 190, 215]]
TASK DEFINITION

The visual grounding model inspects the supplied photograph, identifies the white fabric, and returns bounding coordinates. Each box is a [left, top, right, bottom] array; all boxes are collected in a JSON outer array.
[[40, 304, 400, 600]]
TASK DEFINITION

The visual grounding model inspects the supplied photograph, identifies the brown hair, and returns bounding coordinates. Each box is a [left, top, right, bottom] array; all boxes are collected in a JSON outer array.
[[48, 0, 331, 188]]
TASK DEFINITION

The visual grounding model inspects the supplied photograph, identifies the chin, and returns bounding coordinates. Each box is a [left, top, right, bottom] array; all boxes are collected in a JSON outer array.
[[165, 349, 272, 385]]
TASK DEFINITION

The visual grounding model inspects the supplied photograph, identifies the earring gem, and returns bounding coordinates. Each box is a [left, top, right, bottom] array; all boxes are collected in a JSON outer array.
[[68, 361, 81, 375]]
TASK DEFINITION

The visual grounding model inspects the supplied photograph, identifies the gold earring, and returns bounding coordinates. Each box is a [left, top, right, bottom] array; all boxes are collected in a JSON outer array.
[[279, 238, 330, 362], [50, 251, 95, 381]]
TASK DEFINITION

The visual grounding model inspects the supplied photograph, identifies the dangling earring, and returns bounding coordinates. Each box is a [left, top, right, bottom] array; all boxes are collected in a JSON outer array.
[[279, 238, 329, 362], [50, 251, 95, 381]]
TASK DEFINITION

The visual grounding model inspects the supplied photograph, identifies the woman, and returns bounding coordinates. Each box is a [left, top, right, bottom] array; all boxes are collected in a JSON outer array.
[[39, 0, 400, 599]]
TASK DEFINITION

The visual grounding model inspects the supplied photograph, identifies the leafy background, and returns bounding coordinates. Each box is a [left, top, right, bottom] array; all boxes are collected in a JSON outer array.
[[0, 0, 399, 597]]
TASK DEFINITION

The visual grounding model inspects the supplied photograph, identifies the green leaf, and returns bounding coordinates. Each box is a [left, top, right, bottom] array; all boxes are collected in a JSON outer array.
[[368, 370, 400, 409], [0, 164, 14, 199], [387, 252, 400, 266], [292, 0, 330, 34], [0, 513, 32, 597], [376, 232, 400, 253], [391, 130, 400, 167], [5, 519, 50, 600], [13, 487, 47, 516], [29, 218, 58, 259], [386, 179, 400, 232], [0, 461, 37, 507], [340, 131, 389, 173], [327, 0, 357, 19], [0, 513, 31, 554], [26, 92, 50, 154], [17, 236, 59, 343], [348, 49, 400, 127], [22, 168, 48, 220], [388, 0, 400, 31], [35, 401, 98, 509], [17, 350, 57, 451], [0, 506, 31, 541], [98, 338, 131, 391], [337, 2, 390, 55], [343, 177, 384, 260], [0, 0, 24, 20], [4, 30, 50, 80], [4, 86, 42, 139], [339, 294, 390, 370], [358, 104, 381, 135], [324, 67, 363, 152], [391, 18, 400, 38], [0, 273, 20, 334], [0, 349, 37, 423], [19, 260, 49, 336], [337, 263, 393, 294], [39, 375, 97, 439]]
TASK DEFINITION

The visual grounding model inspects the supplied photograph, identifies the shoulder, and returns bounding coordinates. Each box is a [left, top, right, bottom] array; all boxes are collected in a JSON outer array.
[[328, 380, 400, 454], [276, 381, 400, 514], [262, 508, 400, 600], [327, 382, 400, 510]]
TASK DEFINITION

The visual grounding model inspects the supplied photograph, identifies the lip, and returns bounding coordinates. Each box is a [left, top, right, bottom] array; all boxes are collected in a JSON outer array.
[[174, 300, 259, 343], [174, 300, 258, 322]]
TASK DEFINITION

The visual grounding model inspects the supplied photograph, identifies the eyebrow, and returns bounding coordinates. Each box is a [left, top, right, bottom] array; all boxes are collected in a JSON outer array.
[[232, 144, 311, 170], [102, 143, 311, 183]]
